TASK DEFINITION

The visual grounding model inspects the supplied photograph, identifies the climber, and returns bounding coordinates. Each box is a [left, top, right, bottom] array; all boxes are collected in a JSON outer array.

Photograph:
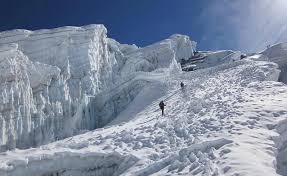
[[240, 54, 247, 60], [180, 82, 185, 89], [159, 101, 166, 116]]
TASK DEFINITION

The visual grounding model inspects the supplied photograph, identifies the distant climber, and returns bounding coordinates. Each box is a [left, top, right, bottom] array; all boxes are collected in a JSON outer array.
[[240, 54, 247, 60], [159, 101, 166, 116], [180, 82, 185, 89], [180, 82, 187, 97], [267, 44, 271, 49]]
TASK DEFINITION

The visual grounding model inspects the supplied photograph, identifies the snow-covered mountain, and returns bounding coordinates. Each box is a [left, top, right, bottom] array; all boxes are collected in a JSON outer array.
[[0, 25, 287, 176], [0, 25, 195, 151]]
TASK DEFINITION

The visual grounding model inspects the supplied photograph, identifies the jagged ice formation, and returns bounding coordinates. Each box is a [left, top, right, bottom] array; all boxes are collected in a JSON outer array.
[[0, 25, 196, 151]]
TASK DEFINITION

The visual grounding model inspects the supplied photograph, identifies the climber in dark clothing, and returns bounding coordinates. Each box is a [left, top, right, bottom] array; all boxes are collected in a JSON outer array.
[[180, 82, 185, 89], [159, 101, 166, 116]]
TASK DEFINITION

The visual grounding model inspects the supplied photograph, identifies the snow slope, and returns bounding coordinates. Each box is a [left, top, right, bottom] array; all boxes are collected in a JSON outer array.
[[1, 50, 287, 175]]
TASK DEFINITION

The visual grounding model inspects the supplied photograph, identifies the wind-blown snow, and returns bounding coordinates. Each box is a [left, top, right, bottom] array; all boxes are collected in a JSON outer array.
[[1, 25, 287, 176]]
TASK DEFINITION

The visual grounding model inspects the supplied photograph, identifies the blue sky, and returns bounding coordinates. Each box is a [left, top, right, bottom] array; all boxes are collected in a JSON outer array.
[[1, 0, 287, 53]]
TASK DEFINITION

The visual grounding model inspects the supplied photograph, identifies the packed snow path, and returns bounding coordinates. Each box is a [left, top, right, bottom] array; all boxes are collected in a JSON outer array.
[[1, 57, 287, 176]]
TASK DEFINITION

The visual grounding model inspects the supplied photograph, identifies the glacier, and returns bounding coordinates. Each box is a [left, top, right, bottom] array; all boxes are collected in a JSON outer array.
[[0, 25, 196, 151], [0, 24, 287, 176]]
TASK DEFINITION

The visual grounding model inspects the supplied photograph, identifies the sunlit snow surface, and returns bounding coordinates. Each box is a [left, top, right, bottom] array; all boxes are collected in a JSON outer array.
[[0, 25, 287, 176]]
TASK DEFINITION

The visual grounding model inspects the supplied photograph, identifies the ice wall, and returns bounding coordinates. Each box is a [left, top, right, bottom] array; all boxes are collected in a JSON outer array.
[[0, 25, 122, 151], [0, 25, 196, 151]]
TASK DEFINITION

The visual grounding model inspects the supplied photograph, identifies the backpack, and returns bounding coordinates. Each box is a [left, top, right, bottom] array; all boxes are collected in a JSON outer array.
[[159, 101, 164, 107]]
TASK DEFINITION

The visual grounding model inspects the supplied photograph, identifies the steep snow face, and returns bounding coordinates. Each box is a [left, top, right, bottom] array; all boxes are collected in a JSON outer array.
[[0, 26, 196, 151]]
